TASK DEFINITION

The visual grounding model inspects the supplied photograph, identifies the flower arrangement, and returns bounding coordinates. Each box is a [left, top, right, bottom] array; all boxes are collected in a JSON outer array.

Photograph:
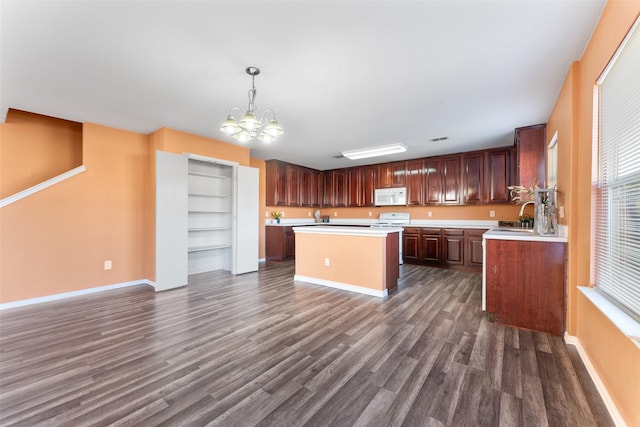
[[271, 211, 282, 220], [507, 180, 539, 205]]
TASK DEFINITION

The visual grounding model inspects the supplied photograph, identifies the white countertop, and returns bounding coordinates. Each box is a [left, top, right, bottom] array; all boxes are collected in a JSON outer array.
[[483, 225, 568, 243], [266, 218, 498, 228], [293, 225, 402, 237]]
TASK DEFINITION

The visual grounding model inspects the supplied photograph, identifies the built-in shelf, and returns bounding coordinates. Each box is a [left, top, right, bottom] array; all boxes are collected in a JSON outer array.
[[188, 227, 232, 232], [188, 244, 232, 253], [187, 158, 234, 274], [188, 171, 230, 180], [188, 193, 231, 198]]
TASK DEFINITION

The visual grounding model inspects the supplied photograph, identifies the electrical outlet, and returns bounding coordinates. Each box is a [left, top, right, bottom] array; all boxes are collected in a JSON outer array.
[[489, 210, 496, 218], [324, 258, 330, 266], [428, 211, 433, 217], [334, 211, 337, 217], [559, 206, 565, 218], [265, 211, 269, 217], [281, 211, 285, 217], [104, 260, 112, 270], [368, 211, 372, 217]]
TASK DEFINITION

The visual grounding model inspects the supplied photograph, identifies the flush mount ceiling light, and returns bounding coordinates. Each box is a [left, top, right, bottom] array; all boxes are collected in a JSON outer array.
[[220, 66, 283, 143], [341, 143, 408, 160]]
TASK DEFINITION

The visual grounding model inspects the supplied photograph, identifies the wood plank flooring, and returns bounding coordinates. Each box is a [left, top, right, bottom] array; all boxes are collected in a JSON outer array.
[[0, 262, 613, 426]]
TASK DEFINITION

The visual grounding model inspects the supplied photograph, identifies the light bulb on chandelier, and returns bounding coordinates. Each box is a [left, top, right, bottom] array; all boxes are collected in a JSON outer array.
[[220, 66, 284, 143]]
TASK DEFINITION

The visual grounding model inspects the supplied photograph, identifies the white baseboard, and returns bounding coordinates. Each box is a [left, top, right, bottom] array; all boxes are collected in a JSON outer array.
[[0, 279, 153, 310], [564, 333, 626, 427], [294, 275, 388, 298]]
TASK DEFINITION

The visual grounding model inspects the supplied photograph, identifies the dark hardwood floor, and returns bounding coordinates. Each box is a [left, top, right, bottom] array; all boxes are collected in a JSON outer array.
[[0, 262, 613, 426]]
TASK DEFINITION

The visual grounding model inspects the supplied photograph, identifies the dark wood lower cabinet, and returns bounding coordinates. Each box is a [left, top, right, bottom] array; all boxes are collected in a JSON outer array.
[[403, 227, 487, 272], [420, 229, 442, 266], [266, 226, 296, 261], [485, 239, 566, 335], [402, 228, 421, 262], [464, 229, 485, 268], [443, 229, 464, 266]]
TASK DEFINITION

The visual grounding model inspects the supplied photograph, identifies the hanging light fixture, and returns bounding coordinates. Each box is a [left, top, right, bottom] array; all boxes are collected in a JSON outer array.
[[220, 66, 283, 143]]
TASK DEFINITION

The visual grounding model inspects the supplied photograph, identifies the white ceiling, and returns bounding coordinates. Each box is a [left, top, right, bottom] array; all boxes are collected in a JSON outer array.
[[1, 0, 605, 171]]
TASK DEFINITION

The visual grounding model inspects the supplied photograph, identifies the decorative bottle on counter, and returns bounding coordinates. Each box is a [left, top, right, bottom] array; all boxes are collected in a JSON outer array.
[[534, 189, 558, 236]]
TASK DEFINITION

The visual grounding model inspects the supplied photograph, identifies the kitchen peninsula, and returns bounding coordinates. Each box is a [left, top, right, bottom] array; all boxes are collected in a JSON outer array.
[[293, 226, 400, 297], [483, 228, 568, 335]]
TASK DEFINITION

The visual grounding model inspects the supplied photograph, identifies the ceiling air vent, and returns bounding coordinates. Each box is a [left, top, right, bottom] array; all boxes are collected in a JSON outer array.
[[430, 136, 449, 142]]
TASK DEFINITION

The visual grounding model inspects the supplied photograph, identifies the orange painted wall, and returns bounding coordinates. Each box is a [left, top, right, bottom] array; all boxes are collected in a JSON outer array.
[[1, 122, 148, 303], [159, 127, 251, 167], [251, 158, 267, 260], [547, 62, 579, 332], [545, 1, 640, 425], [2, 121, 254, 301], [578, 295, 640, 426], [0, 109, 82, 198], [264, 204, 521, 223], [295, 232, 387, 291]]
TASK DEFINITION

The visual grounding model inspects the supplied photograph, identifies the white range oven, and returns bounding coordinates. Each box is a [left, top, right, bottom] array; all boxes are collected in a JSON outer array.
[[370, 212, 410, 264]]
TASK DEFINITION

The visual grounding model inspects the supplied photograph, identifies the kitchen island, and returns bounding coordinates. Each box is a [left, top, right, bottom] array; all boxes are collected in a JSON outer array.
[[293, 226, 400, 297]]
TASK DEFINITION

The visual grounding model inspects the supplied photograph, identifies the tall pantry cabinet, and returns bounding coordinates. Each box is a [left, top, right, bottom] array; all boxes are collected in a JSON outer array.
[[155, 151, 258, 291]]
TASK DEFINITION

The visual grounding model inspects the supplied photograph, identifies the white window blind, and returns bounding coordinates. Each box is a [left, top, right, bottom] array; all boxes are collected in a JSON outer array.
[[593, 16, 640, 320]]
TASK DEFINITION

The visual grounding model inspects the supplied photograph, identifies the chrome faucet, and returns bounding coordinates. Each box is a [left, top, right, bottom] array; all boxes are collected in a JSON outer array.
[[519, 201, 535, 217]]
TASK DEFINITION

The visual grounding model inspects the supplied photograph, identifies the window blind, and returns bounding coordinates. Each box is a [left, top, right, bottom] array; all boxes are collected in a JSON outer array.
[[593, 16, 640, 320]]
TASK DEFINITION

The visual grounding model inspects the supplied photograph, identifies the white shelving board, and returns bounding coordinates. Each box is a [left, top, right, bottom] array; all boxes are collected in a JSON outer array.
[[187, 159, 233, 275]]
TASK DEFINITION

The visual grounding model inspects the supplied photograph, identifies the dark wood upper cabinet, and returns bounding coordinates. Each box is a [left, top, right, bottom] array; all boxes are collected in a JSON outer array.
[[423, 159, 442, 205], [265, 160, 287, 206], [377, 162, 406, 188], [442, 156, 461, 205], [299, 167, 321, 207], [361, 166, 376, 206], [321, 171, 334, 207], [462, 152, 484, 204], [486, 148, 512, 203], [310, 170, 321, 208], [347, 168, 362, 207], [286, 164, 300, 206], [332, 169, 348, 207], [515, 124, 546, 188], [299, 167, 311, 207], [406, 159, 424, 206], [266, 125, 535, 207]]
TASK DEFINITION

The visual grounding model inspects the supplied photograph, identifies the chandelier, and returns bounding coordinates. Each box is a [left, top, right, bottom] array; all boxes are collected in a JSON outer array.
[[220, 66, 284, 143]]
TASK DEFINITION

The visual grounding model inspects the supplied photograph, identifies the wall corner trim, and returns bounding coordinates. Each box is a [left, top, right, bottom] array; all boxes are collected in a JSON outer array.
[[0, 279, 154, 310], [0, 164, 87, 208], [564, 333, 627, 427]]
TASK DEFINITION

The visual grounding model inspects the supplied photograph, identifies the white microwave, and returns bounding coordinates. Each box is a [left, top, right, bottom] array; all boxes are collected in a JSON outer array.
[[374, 187, 407, 206]]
